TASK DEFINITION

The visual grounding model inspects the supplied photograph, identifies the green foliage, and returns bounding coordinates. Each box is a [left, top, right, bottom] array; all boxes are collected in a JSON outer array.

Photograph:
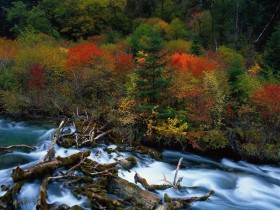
[[234, 73, 261, 102], [189, 37, 204, 56], [0, 68, 18, 90], [6, 2, 56, 36], [130, 24, 169, 111], [130, 24, 163, 54], [201, 130, 228, 150], [0, 90, 30, 114], [218, 46, 244, 66], [165, 39, 192, 53], [264, 24, 280, 76], [165, 18, 188, 40]]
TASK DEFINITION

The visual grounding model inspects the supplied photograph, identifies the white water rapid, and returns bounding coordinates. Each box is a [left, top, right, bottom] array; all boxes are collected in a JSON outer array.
[[0, 118, 279, 209]]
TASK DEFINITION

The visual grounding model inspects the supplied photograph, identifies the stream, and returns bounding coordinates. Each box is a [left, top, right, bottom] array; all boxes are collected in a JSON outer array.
[[0, 118, 280, 210]]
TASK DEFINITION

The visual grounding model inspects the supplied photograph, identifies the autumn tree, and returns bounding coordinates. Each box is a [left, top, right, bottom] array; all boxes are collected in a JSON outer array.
[[66, 41, 116, 116]]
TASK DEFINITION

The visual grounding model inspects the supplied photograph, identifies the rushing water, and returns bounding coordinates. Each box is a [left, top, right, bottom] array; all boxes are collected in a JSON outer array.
[[0, 118, 280, 210]]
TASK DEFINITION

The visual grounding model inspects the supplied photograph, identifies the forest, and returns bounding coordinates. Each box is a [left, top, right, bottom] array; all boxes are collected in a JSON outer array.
[[0, 0, 280, 162]]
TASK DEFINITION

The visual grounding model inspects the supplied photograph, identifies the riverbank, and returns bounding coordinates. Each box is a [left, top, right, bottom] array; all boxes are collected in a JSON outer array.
[[1, 111, 279, 165], [0, 117, 279, 209]]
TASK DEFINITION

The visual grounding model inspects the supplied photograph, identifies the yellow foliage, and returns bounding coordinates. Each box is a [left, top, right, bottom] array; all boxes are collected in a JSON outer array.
[[151, 118, 188, 141], [136, 50, 148, 64], [118, 97, 138, 125], [247, 64, 261, 75], [15, 43, 67, 75], [165, 39, 192, 53]]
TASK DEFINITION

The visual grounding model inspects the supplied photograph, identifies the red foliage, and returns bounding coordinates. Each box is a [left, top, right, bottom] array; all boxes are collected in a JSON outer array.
[[28, 64, 46, 90], [185, 89, 212, 125], [253, 84, 280, 117], [114, 53, 135, 73], [169, 53, 216, 77], [66, 42, 108, 68]]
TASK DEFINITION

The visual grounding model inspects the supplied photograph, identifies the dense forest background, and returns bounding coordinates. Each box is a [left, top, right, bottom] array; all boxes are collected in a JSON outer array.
[[0, 0, 280, 162]]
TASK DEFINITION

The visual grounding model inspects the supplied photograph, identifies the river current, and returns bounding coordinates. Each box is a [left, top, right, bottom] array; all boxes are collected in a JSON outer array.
[[0, 118, 279, 210]]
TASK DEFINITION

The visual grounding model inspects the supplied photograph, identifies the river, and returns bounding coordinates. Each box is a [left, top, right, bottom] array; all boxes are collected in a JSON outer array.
[[0, 118, 279, 210]]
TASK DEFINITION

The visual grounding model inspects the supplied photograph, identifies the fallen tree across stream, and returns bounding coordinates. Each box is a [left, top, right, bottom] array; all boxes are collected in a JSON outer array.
[[0, 113, 215, 210]]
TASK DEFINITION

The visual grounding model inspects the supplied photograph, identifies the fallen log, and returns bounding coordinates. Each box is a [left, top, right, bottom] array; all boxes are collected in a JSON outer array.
[[156, 190, 215, 210], [107, 177, 161, 209], [12, 150, 91, 182]]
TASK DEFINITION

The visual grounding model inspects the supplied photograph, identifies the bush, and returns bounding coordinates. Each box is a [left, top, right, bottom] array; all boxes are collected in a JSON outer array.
[[201, 130, 228, 150]]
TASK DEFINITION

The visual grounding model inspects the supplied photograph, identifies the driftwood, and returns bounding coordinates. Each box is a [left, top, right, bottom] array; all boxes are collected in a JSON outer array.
[[36, 176, 49, 210], [134, 158, 184, 191], [0, 181, 25, 209], [156, 190, 215, 210], [0, 144, 35, 154], [12, 150, 91, 182], [108, 177, 161, 210], [43, 118, 66, 162]]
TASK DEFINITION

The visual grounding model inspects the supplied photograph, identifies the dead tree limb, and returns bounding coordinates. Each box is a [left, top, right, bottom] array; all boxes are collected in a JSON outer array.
[[43, 118, 66, 162], [134, 172, 172, 191], [0, 144, 35, 154], [12, 150, 91, 182], [173, 157, 183, 187], [36, 176, 49, 210], [0, 181, 25, 209], [156, 190, 215, 210]]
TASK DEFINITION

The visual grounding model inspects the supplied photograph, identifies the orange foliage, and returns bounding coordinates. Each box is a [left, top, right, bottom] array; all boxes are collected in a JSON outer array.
[[253, 84, 280, 117], [169, 53, 216, 77], [0, 38, 17, 59]]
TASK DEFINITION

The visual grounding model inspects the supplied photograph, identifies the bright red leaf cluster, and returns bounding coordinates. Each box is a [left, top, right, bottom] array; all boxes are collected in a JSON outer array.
[[169, 53, 216, 77], [66, 42, 112, 68]]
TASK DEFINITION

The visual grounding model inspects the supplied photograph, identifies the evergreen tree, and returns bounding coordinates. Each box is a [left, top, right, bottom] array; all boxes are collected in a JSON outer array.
[[130, 24, 170, 113], [190, 37, 204, 56]]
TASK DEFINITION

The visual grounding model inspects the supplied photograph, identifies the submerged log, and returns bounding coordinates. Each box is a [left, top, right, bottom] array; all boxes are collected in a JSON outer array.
[[107, 177, 161, 209], [12, 150, 91, 182]]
